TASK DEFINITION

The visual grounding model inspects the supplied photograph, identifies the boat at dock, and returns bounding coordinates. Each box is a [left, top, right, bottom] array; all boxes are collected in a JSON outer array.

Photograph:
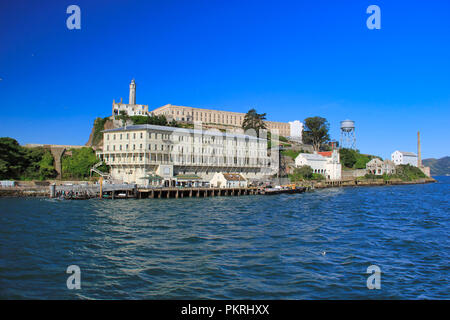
[[260, 186, 307, 195]]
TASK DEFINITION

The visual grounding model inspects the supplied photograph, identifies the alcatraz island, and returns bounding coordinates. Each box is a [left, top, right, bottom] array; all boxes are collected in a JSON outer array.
[[0, 80, 435, 199]]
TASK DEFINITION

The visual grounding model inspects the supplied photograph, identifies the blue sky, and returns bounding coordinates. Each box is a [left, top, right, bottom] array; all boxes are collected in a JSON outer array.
[[0, 0, 449, 159]]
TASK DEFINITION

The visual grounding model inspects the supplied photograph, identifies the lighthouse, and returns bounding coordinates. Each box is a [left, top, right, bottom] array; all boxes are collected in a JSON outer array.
[[129, 79, 136, 105]]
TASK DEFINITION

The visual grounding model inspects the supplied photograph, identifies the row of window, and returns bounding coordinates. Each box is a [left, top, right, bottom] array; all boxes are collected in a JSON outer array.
[[104, 154, 268, 166], [105, 144, 265, 156], [105, 132, 262, 146]]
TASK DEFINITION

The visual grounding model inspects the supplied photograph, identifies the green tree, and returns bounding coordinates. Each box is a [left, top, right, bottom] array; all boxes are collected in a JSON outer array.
[[354, 155, 371, 169], [0, 138, 57, 180], [242, 109, 267, 136], [302, 117, 330, 152], [22, 148, 57, 180], [339, 148, 357, 168], [0, 137, 28, 179]]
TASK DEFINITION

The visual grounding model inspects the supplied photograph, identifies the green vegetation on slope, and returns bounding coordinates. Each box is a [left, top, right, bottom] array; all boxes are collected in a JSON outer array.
[[130, 115, 167, 126], [0, 137, 57, 180], [61, 147, 107, 180], [362, 164, 427, 181], [92, 117, 110, 146], [339, 148, 379, 169], [423, 157, 450, 176], [281, 149, 300, 160]]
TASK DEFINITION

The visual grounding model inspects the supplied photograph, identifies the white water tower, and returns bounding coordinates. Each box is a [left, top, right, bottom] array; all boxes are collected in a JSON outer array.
[[340, 120, 356, 149]]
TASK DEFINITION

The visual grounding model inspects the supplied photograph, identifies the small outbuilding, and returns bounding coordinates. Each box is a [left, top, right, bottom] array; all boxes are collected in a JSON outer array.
[[366, 159, 396, 175], [210, 173, 247, 188]]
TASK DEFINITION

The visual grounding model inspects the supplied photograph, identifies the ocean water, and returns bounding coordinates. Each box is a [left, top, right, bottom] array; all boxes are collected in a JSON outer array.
[[0, 177, 449, 299]]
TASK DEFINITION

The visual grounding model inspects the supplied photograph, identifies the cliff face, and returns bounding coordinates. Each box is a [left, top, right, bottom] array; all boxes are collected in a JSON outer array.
[[85, 117, 115, 149]]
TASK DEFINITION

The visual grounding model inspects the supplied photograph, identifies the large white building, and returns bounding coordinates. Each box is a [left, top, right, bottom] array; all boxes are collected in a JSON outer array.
[[97, 124, 272, 186], [391, 151, 418, 167], [294, 150, 342, 180]]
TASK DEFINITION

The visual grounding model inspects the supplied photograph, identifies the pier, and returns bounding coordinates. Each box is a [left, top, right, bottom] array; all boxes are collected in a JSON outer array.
[[50, 184, 266, 200], [136, 187, 260, 199]]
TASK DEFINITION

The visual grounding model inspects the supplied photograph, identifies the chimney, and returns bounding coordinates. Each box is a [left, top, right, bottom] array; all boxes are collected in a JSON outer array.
[[417, 131, 422, 167]]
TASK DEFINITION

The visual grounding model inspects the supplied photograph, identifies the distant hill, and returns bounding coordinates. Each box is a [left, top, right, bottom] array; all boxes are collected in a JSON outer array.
[[423, 157, 450, 176]]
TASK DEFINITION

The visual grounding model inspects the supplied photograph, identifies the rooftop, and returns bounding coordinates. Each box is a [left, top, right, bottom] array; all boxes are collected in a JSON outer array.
[[318, 151, 332, 157], [297, 153, 327, 161], [397, 151, 417, 156]]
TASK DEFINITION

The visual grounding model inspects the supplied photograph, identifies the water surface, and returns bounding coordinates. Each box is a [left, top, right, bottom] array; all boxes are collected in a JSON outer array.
[[0, 177, 449, 299]]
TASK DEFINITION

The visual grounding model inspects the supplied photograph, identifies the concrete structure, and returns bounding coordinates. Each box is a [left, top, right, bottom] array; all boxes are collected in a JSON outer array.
[[391, 150, 418, 166], [366, 158, 396, 175], [151, 104, 300, 138], [97, 124, 271, 185], [112, 80, 149, 117], [294, 149, 342, 180], [210, 173, 248, 188]]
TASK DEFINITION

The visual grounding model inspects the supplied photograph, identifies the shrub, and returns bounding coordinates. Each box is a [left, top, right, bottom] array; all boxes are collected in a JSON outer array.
[[289, 165, 313, 181], [62, 147, 100, 179], [339, 148, 358, 168]]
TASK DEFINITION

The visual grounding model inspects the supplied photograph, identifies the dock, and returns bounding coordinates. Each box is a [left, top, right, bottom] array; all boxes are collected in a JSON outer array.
[[49, 184, 308, 200]]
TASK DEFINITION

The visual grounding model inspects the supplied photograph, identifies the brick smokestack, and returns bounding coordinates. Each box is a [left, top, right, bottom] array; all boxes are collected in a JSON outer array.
[[417, 131, 422, 167]]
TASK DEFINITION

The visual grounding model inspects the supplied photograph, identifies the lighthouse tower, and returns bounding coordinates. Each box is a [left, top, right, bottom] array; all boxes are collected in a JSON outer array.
[[129, 79, 136, 105]]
